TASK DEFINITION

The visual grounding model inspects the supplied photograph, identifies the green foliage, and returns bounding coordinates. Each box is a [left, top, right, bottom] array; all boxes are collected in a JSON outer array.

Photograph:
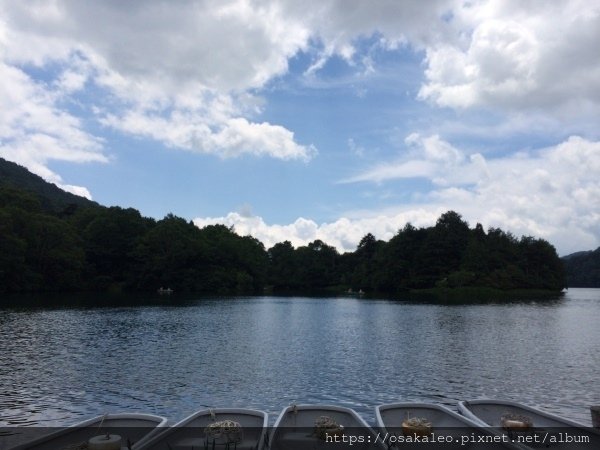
[[0, 209, 28, 291], [0, 157, 567, 295], [268, 241, 297, 289], [0, 204, 85, 292], [296, 240, 339, 288], [82, 206, 154, 289], [265, 212, 564, 294], [562, 247, 600, 287], [0, 157, 97, 214]]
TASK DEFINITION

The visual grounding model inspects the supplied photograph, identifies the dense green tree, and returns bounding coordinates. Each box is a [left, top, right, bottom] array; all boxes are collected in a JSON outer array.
[[82, 207, 153, 289], [418, 211, 471, 285], [268, 241, 297, 290], [563, 247, 600, 287], [517, 236, 564, 290], [1, 158, 96, 213], [377, 223, 426, 290], [349, 233, 384, 291], [0, 181, 86, 291], [0, 156, 568, 295], [0, 206, 84, 291], [26, 214, 85, 290], [133, 214, 204, 291], [228, 234, 268, 292], [294, 240, 339, 289], [0, 209, 28, 292]]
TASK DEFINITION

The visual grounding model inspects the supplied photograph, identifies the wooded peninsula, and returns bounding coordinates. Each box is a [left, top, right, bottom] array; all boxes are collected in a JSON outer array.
[[0, 158, 566, 295]]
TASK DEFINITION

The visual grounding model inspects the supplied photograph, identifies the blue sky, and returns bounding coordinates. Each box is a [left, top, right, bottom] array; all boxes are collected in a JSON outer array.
[[1, 0, 599, 255]]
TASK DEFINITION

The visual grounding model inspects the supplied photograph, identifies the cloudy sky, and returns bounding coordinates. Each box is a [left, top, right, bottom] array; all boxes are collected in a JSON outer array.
[[1, 0, 599, 255]]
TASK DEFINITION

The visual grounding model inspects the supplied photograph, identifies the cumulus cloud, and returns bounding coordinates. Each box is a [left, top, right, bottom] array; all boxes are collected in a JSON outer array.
[[343, 135, 600, 255], [0, 61, 106, 198], [101, 112, 316, 161], [0, 0, 318, 186], [193, 136, 600, 256], [2, 0, 599, 226], [419, 0, 600, 113], [2, 1, 597, 176], [193, 210, 440, 253], [2, 1, 311, 93], [273, 0, 600, 118], [292, 0, 456, 54]]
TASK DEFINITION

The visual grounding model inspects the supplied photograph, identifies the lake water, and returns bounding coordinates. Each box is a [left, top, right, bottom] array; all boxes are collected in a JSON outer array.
[[0, 288, 598, 427]]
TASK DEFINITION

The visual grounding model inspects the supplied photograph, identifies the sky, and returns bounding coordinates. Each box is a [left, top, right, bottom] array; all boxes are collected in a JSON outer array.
[[1, 0, 599, 256]]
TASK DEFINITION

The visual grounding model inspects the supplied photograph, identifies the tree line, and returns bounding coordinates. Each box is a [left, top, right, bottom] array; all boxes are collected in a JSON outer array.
[[0, 185, 267, 294], [0, 159, 565, 294], [268, 212, 565, 293], [562, 248, 600, 287]]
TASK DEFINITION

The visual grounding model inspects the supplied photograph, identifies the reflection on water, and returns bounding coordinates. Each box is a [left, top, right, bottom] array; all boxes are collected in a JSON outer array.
[[0, 289, 598, 426]]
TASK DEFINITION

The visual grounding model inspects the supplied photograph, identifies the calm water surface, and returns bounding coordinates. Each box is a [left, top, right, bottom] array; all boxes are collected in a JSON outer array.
[[0, 289, 598, 426]]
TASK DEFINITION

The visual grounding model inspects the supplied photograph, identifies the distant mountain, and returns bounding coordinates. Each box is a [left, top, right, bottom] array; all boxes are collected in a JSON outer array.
[[0, 157, 97, 214], [562, 250, 592, 260], [562, 248, 600, 287]]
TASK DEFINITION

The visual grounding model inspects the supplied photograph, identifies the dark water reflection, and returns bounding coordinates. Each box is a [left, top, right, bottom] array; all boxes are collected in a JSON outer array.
[[0, 289, 598, 426]]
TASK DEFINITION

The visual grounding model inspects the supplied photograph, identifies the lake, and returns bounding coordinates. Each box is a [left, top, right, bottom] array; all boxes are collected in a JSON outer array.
[[0, 288, 598, 427]]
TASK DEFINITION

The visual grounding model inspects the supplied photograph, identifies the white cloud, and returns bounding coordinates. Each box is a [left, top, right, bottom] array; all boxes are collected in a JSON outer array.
[[2, 0, 599, 212], [2, 1, 311, 93], [0, 0, 318, 183], [101, 111, 316, 161], [0, 61, 105, 198], [419, 0, 600, 114], [297, 0, 456, 49], [193, 210, 440, 253], [2, 1, 597, 169], [341, 134, 479, 185], [278, 0, 600, 121], [193, 136, 600, 256], [347, 138, 366, 157], [341, 135, 600, 255]]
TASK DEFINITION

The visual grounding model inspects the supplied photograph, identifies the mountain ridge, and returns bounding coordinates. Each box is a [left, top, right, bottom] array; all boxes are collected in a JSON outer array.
[[0, 157, 98, 213], [562, 247, 600, 287]]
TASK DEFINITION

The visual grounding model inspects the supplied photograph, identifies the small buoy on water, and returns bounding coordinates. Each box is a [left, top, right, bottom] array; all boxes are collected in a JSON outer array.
[[88, 434, 122, 450]]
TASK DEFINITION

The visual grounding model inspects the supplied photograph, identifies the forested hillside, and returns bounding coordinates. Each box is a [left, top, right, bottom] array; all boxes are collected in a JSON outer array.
[[562, 248, 600, 287], [0, 158, 566, 294], [0, 159, 98, 214]]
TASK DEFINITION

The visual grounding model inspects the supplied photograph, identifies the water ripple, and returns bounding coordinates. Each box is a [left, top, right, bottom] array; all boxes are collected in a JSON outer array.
[[1, 290, 599, 426]]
